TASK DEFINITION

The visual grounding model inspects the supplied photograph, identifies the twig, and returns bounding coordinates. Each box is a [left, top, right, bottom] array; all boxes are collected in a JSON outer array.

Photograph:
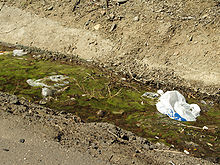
[[178, 123, 203, 130], [110, 88, 122, 98], [107, 84, 112, 97]]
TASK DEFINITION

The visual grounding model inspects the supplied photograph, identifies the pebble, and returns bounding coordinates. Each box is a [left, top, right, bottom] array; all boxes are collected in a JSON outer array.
[[201, 100, 207, 104], [184, 150, 190, 154], [85, 20, 90, 26], [39, 99, 47, 105], [94, 24, 101, 30], [133, 16, 139, 21], [115, 0, 128, 3], [19, 139, 25, 143], [97, 110, 105, 117], [109, 24, 117, 32], [47, 6, 53, 10], [109, 13, 115, 20]]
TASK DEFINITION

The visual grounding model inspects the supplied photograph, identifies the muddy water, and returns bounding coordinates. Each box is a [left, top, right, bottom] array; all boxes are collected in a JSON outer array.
[[0, 44, 219, 162]]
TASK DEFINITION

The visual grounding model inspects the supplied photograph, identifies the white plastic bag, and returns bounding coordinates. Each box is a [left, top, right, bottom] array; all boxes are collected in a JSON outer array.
[[156, 91, 201, 121], [13, 49, 27, 56]]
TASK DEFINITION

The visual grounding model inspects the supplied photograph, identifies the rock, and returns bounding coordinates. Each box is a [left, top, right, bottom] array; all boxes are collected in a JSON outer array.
[[39, 99, 47, 105], [9, 96, 19, 104], [3, 148, 9, 152], [85, 20, 90, 26], [100, 10, 106, 16], [47, 6, 53, 10], [114, 0, 128, 4], [133, 16, 139, 21], [97, 110, 105, 117], [19, 139, 25, 143], [201, 100, 207, 104], [184, 150, 190, 154], [149, 145, 155, 150], [94, 24, 101, 30], [109, 13, 115, 20], [109, 24, 117, 32]]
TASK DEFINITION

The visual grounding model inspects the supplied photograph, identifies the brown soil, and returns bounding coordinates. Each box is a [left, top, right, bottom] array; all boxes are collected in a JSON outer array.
[[0, 92, 217, 165], [0, 0, 219, 95], [0, 0, 219, 164]]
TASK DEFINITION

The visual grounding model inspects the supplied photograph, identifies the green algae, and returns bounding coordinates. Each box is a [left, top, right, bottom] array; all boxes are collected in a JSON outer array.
[[0, 45, 219, 161]]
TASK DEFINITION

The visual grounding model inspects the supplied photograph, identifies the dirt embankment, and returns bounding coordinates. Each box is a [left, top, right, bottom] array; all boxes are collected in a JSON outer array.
[[0, 92, 217, 165], [0, 0, 219, 96]]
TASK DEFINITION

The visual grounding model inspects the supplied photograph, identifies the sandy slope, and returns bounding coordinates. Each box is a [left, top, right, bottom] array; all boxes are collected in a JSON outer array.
[[0, 0, 219, 95]]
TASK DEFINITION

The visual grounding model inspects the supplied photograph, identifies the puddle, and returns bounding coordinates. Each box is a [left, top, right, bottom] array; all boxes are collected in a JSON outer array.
[[0, 44, 219, 162]]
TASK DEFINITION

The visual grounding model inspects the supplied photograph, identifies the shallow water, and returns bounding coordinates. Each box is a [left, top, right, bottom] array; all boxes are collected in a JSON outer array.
[[0, 44, 219, 162]]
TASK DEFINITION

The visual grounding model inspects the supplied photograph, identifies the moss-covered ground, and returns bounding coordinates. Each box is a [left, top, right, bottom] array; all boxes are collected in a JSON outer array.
[[0, 45, 219, 160]]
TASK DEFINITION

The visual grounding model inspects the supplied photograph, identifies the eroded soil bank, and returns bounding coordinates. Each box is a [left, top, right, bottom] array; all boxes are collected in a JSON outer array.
[[0, 0, 219, 164], [0, 0, 220, 95]]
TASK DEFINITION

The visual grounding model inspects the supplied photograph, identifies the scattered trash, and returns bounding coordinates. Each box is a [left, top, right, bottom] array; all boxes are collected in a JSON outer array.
[[156, 91, 201, 121], [203, 126, 208, 130], [49, 75, 69, 82], [142, 90, 163, 99], [13, 49, 27, 56], [26, 79, 50, 87], [142, 92, 159, 99], [42, 87, 53, 97], [184, 150, 190, 154], [27, 75, 69, 97]]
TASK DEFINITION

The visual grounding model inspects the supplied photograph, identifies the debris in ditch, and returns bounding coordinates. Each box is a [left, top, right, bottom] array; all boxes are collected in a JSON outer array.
[[13, 49, 27, 56], [49, 75, 69, 82], [142, 92, 159, 99], [184, 150, 190, 154], [156, 91, 201, 121], [27, 75, 69, 97], [42, 87, 54, 97], [27, 79, 50, 88]]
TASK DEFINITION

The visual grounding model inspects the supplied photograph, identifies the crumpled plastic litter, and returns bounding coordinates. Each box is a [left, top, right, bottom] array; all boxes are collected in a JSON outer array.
[[142, 92, 159, 99], [13, 49, 27, 56], [156, 90, 201, 121], [26, 79, 50, 88], [26, 75, 69, 97]]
